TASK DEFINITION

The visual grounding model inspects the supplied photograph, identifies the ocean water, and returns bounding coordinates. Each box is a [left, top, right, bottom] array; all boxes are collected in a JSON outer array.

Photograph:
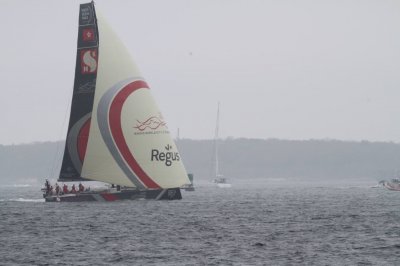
[[0, 180, 399, 265]]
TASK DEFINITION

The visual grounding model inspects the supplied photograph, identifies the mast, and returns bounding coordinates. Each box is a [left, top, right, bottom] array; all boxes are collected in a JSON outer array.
[[58, 2, 99, 182], [214, 102, 220, 178]]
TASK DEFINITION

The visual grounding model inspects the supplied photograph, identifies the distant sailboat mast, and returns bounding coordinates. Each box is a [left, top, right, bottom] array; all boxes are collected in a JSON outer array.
[[214, 102, 220, 179], [212, 102, 231, 187]]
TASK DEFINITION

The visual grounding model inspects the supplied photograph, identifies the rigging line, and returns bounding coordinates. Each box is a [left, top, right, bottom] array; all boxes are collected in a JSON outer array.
[[209, 138, 217, 180], [209, 102, 220, 180], [48, 82, 75, 179], [215, 102, 220, 177]]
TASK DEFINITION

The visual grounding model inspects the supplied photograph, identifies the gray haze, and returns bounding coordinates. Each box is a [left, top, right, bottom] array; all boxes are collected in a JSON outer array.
[[2, 139, 400, 184], [0, 0, 399, 145]]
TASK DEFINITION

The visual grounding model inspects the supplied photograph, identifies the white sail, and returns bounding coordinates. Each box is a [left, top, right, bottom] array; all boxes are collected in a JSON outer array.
[[81, 11, 189, 189], [212, 102, 231, 187]]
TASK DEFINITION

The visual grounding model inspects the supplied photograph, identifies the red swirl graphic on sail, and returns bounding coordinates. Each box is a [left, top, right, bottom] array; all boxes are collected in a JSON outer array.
[[109, 80, 160, 189], [77, 118, 91, 162]]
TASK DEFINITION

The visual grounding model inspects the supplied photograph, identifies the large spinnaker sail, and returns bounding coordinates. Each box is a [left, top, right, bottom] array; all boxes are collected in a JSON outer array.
[[59, 2, 99, 182], [79, 5, 190, 188]]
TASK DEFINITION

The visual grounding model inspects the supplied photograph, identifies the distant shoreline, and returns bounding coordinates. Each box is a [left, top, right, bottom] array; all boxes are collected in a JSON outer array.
[[1, 139, 399, 183]]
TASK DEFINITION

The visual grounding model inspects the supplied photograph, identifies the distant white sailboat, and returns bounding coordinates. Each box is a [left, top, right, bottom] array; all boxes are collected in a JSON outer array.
[[212, 102, 231, 188], [381, 178, 400, 191]]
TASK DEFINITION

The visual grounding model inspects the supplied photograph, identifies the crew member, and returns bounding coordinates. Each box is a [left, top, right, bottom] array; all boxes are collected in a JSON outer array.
[[44, 179, 50, 194], [63, 184, 68, 194], [55, 183, 60, 196]]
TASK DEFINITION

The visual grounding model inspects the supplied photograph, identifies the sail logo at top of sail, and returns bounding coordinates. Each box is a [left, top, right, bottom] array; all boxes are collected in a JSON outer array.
[[77, 4, 98, 49], [82, 28, 95, 42], [79, 5, 94, 25], [80, 50, 97, 74]]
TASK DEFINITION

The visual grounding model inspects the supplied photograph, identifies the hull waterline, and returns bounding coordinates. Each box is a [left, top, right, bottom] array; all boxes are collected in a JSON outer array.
[[44, 187, 182, 202]]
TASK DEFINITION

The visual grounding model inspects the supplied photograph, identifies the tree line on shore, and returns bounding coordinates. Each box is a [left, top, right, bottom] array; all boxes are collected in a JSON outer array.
[[1, 138, 399, 183]]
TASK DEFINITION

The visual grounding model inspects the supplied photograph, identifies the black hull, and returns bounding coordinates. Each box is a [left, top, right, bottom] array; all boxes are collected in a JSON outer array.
[[44, 188, 182, 202]]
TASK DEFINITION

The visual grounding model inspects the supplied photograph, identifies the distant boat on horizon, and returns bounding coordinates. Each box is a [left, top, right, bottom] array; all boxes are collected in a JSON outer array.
[[381, 179, 400, 191], [212, 102, 231, 188], [181, 173, 195, 191]]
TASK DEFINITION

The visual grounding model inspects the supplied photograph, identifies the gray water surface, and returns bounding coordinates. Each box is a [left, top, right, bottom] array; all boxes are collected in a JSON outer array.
[[0, 181, 399, 265]]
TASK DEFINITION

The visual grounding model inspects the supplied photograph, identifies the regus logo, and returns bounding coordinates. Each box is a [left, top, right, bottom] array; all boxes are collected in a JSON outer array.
[[151, 144, 180, 166]]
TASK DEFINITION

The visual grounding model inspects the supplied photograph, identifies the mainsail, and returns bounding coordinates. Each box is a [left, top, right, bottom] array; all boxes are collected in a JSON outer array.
[[59, 2, 99, 181], [59, 2, 189, 189]]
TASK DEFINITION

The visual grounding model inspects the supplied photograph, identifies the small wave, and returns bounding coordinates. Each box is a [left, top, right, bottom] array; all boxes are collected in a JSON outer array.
[[0, 198, 45, 202], [373, 244, 400, 250], [0, 184, 33, 188]]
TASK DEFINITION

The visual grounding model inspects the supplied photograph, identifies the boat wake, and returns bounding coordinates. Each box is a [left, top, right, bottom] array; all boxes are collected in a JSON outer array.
[[217, 183, 232, 188], [0, 184, 33, 188], [0, 198, 45, 203]]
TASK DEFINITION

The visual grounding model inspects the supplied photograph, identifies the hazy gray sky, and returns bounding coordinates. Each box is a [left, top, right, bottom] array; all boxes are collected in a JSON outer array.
[[0, 0, 399, 145]]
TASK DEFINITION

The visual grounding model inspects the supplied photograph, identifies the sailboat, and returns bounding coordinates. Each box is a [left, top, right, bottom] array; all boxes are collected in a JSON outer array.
[[181, 173, 195, 191], [212, 102, 231, 188], [42, 2, 190, 202], [381, 178, 400, 191]]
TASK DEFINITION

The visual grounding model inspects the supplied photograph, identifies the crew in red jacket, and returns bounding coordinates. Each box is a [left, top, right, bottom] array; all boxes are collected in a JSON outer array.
[[63, 184, 68, 194]]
